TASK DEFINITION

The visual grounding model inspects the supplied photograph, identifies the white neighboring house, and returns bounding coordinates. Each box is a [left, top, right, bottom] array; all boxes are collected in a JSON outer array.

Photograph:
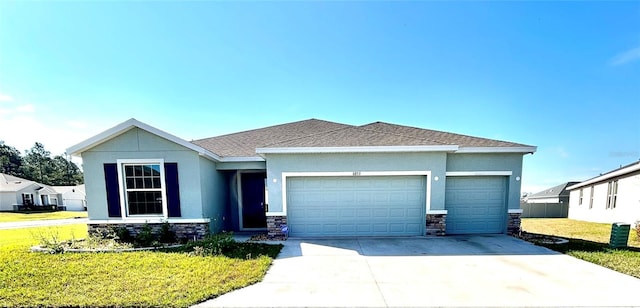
[[52, 185, 86, 211], [0, 173, 61, 211], [567, 161, 640, 224]]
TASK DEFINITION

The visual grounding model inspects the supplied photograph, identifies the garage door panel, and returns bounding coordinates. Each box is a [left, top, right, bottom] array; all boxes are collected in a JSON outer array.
[[288, 176, 425, 237], [445, 176, 506, 234]]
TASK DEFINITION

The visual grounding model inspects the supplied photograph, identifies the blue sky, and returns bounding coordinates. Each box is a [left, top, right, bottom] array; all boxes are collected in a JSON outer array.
[[0, 1, 638, 193]]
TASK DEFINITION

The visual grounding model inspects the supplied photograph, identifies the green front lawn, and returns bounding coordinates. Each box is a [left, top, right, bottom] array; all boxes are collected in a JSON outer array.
[[0, 225, 282, 307], [0, 211, 88, 222], [522, 218, 640, 278]]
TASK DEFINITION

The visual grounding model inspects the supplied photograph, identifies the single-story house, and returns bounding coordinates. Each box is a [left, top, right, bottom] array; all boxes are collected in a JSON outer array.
[[567, 161, 640, 224], [52, 185, 87, 211], [525, 182, 579, 204], [0, 173, 61, 211], [67, 118, 536, 239]]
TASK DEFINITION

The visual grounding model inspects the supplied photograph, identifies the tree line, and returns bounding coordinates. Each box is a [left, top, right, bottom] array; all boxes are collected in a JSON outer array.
[[0, 141, 83, 186]]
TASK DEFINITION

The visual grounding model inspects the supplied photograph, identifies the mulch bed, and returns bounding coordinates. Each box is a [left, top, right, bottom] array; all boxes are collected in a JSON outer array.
[[248, 233, 287, 241], [516, 231, 568, 245]]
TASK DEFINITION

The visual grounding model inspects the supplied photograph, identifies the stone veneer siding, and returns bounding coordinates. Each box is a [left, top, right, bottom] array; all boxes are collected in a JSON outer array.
[[267, 215, 287, 238], [88, 222, 209, 241], [507, 212, 522, 236], [426, 214, 447, 236]]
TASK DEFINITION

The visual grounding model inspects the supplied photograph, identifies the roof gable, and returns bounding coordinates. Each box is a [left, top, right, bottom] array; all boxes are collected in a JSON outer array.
[[67, 118, 221, 162]]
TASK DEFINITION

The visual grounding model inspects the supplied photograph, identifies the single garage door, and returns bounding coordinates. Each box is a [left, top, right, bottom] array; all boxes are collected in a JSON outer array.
[[287, 176, 425, 237], [445, 176, 507, 234]]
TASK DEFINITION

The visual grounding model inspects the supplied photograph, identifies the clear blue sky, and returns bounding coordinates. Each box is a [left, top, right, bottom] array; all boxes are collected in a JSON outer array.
[[1, 1, 639, 193]]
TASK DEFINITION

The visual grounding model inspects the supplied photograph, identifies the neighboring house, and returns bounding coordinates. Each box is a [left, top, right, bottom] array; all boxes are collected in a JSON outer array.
[[52, 185, 87, 211], [567, 161, 640, 224], [525, 182, 580, 204], [521, 182, 579, 218], [67, 118, 536, 239], [0, 173, 61, 211]]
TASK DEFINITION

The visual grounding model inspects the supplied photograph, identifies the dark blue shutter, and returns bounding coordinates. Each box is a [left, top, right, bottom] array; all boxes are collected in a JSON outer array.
[[103, 163, 122, 218], [164, 163, 181, 217]]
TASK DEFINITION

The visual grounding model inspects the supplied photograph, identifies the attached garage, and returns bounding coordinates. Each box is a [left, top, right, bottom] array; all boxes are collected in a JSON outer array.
[[286, 175, 426, 237], [445, 176, 507, 234]]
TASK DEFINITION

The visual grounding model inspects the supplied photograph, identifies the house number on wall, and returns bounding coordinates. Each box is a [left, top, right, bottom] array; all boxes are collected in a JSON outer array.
[[353, 171, 361, 176]]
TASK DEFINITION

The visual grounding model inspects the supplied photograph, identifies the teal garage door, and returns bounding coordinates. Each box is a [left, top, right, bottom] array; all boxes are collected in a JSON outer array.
[[445, 176, 507, 234], [287, 176, 425, 237]]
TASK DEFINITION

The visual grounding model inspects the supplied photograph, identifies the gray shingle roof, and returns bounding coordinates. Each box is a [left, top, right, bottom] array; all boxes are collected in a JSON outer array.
[[360, 122, 532, 148], [191, 119, 351, 157], [191, 119, 534, 158], [527, 182, 580, 199]]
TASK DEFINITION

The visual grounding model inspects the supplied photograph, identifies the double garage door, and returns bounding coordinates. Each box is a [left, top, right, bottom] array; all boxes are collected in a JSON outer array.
[[287, 176, 425, 237], [445, 176, 507, 234]]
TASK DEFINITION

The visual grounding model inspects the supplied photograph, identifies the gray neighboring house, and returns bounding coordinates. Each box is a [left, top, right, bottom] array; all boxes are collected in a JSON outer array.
[[525, 182, 580, 204], [67, 118, 536, 239], [567, 161, 640, 224], [0, 173, 60, 211], [521, 182, 579, 218]]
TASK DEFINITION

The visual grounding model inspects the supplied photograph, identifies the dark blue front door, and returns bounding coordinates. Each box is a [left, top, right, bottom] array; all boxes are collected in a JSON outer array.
[[241, 172, 267, 229]]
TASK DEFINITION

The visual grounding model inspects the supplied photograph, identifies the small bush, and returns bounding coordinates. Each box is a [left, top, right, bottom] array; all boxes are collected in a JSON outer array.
[[159, 222, 176, 243], [114, 227, 134, 243], [134, 224, 155, 247]]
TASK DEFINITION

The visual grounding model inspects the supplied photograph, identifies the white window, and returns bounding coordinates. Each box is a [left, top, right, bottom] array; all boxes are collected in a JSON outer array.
[[118, 160, 167, 217], [589, 187, 594, 209], [579, 189, 583, 205], [606, 180, 618, 209]]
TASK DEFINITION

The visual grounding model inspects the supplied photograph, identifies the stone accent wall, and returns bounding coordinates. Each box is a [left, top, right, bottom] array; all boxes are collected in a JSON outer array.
[[267, 215, 287, 238], [426, 214, 446, 236], [507, 212, 522, 236], [88, 222, 209, 241]]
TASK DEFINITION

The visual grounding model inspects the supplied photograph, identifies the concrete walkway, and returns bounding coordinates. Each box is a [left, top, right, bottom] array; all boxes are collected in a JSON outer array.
[[195, 235, 640, 307], [0, 218, 88, 230]]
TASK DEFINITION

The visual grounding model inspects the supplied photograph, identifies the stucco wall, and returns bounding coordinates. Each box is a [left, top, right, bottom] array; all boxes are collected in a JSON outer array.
[[199, 156, 228, 232], [264, 152, 448, 213], [569, 173, 640, 224], [81, 128, 208, 220], [446, 153, 525, 210]]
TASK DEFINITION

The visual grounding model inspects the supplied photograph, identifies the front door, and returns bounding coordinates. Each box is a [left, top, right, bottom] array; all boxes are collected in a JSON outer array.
[[241, 172, 267, 229]]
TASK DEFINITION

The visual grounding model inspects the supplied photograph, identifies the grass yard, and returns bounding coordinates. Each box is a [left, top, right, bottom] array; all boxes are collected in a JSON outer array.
[[522, 218, 640, 278], [0, 224, 282, 307], [0, 211, 88, 222]]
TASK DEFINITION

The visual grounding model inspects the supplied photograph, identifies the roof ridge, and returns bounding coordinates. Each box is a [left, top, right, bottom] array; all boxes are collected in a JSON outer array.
[[356, 125, 451, 146], [260, 125, 356, 148], [192, 118, 349, 142]]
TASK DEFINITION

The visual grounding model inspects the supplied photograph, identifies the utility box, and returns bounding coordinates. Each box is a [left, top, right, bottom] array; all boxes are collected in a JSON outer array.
[[610, 223, 631, 248]]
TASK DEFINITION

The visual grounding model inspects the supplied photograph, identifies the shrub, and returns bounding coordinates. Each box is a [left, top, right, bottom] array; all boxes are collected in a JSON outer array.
[[134, 224, 156, 247], [114, 227, 134, 243], [159, 221, 176, 243]]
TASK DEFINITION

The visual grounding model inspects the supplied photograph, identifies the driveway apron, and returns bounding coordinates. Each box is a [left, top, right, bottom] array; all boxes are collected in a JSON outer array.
[[194, 235, 640, 307]]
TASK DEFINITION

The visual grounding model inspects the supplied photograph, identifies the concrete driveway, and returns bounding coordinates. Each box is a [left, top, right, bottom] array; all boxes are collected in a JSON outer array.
[[195, 235, 640, 307]]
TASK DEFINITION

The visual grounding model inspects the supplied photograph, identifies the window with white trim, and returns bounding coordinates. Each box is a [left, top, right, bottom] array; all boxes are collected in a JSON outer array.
[[122, 163, 165, 216], [606, 180, 618, 209], [589, 187, 594, 209], [579, 189, 583, 205]]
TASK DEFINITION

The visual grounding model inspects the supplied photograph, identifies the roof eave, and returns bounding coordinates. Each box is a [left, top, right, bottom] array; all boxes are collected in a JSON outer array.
[[256, 145, 459, 154], [455, 146, 537, 154], [567, 163, 640, 190], [66, 118, 222, 162]]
